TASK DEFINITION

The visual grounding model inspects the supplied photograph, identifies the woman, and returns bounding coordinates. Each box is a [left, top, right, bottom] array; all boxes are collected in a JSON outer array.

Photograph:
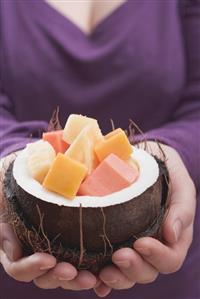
[[0, 0, 199, 298]]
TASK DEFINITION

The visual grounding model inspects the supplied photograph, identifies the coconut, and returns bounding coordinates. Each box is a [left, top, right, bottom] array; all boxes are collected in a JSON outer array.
[[3, 146, 168, 274]]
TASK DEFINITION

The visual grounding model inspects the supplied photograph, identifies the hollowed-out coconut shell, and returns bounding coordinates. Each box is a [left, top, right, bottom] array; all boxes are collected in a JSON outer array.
[[3, 155, 168, 274]]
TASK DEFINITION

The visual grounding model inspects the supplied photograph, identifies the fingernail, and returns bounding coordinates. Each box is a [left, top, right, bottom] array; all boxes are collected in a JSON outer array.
[[3, 240, 13, 260], [103, 279, 118, 284], [173, 219, 182, 242], [52, 274, 75, 281], [58, 276, 74, 281], [135, 247, 151, 256], [114, 260, 130, 268], [40, 265, 55, 271]]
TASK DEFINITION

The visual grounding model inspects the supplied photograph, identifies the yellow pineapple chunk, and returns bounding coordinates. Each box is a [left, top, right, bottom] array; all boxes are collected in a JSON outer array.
[[26, 140, 56, 183], [63, 114, 103, 144], [65, 125, 99, 174], [43, 153, 87, 199]]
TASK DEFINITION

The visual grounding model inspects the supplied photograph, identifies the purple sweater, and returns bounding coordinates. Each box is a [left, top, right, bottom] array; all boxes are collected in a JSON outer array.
[[0, 1, 200, 298]]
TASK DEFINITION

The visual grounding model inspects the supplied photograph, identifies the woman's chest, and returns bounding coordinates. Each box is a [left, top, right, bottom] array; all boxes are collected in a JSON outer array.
[[1, 0, 185, 130], [45, 0, 126, 35]]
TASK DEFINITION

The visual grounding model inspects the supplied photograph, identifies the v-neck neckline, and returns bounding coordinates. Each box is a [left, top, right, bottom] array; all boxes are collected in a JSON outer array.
[[39, 0, 130, 39]]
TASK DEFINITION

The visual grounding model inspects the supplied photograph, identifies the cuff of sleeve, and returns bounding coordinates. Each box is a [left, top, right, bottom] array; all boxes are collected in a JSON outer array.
[[0, 120, 48, 158], [133, 127, 198, 188], [0, 137, 38, 159]]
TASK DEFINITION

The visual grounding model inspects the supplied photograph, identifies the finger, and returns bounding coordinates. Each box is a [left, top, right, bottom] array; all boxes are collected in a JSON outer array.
[[99, 265, 135, 290], [33, 275, 60, 290], [94, 282, 112, 297], [112, 248, 158, 283], [134, 230, 192, 274], [60, 270, 97, 290], [52, 262, 77, 280], [34, 262, 77, 289], [163, 163, 196, 244], [0, 251, 56, 282], [0, 223, 22, 261]]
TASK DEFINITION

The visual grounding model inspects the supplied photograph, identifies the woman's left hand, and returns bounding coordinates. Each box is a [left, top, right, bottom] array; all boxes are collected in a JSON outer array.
[[94, 142, 196, 297]]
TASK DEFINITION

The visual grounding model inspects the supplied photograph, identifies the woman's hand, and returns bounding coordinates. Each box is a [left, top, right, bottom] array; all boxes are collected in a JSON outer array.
[[0, 223, 57, 281], [94, 142, 196, 297], [0, 153, 98, 291], [0, 223, 98, 290]]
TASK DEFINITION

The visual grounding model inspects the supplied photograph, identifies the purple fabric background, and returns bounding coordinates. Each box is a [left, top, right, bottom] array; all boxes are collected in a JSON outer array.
[[0, 0, 199, 298]]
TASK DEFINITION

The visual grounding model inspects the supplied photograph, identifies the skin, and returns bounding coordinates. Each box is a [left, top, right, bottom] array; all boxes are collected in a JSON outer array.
[[45, 0, 126, 35], [0, 141, 196, 297]]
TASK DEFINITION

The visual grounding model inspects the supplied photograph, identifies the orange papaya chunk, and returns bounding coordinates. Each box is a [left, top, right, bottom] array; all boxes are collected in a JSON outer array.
[[78, 153, 139, 196], [43, 153, 87, 199], [94, 128, 132, 162], [43, 130, 69, 154]]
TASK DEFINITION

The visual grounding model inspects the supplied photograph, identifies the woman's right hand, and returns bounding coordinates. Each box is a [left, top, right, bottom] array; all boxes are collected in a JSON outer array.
[[0, 222, 98, 290], [0, 222, 57, 282], [0, 153, 98, 291]]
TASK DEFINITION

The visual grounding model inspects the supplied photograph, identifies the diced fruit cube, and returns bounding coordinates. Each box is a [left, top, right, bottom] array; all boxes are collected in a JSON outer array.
[[65, 125, 99, 174], [63, 114, 103, 144], [127, 157, 140, 172], [78, 153, 139, 196], [26, 140, 56, 184], [43, 153, 87, 199], [94, 128, 132, 162], [42, 130, 69, 154]]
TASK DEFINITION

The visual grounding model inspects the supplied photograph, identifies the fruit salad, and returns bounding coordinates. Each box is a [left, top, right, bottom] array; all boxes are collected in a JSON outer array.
[[26, 114, 139, 199]]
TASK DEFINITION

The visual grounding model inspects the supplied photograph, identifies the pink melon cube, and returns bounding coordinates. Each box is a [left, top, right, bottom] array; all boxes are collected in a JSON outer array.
[[42, 130, 69, 154], [78, 153, 139, 196]]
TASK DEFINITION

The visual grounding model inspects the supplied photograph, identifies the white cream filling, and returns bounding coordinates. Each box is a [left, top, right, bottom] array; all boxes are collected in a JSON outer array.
[[13, 146, 159, 208]]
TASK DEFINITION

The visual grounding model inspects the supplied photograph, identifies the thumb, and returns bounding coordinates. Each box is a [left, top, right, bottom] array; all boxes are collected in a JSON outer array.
[[163, 176, 196, 245], [0, 223, 22, 261]]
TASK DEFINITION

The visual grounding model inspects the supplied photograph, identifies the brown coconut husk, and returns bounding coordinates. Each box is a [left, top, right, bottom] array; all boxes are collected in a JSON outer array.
[[2, 157, 168, 274], [47, 106, 62, 132]]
